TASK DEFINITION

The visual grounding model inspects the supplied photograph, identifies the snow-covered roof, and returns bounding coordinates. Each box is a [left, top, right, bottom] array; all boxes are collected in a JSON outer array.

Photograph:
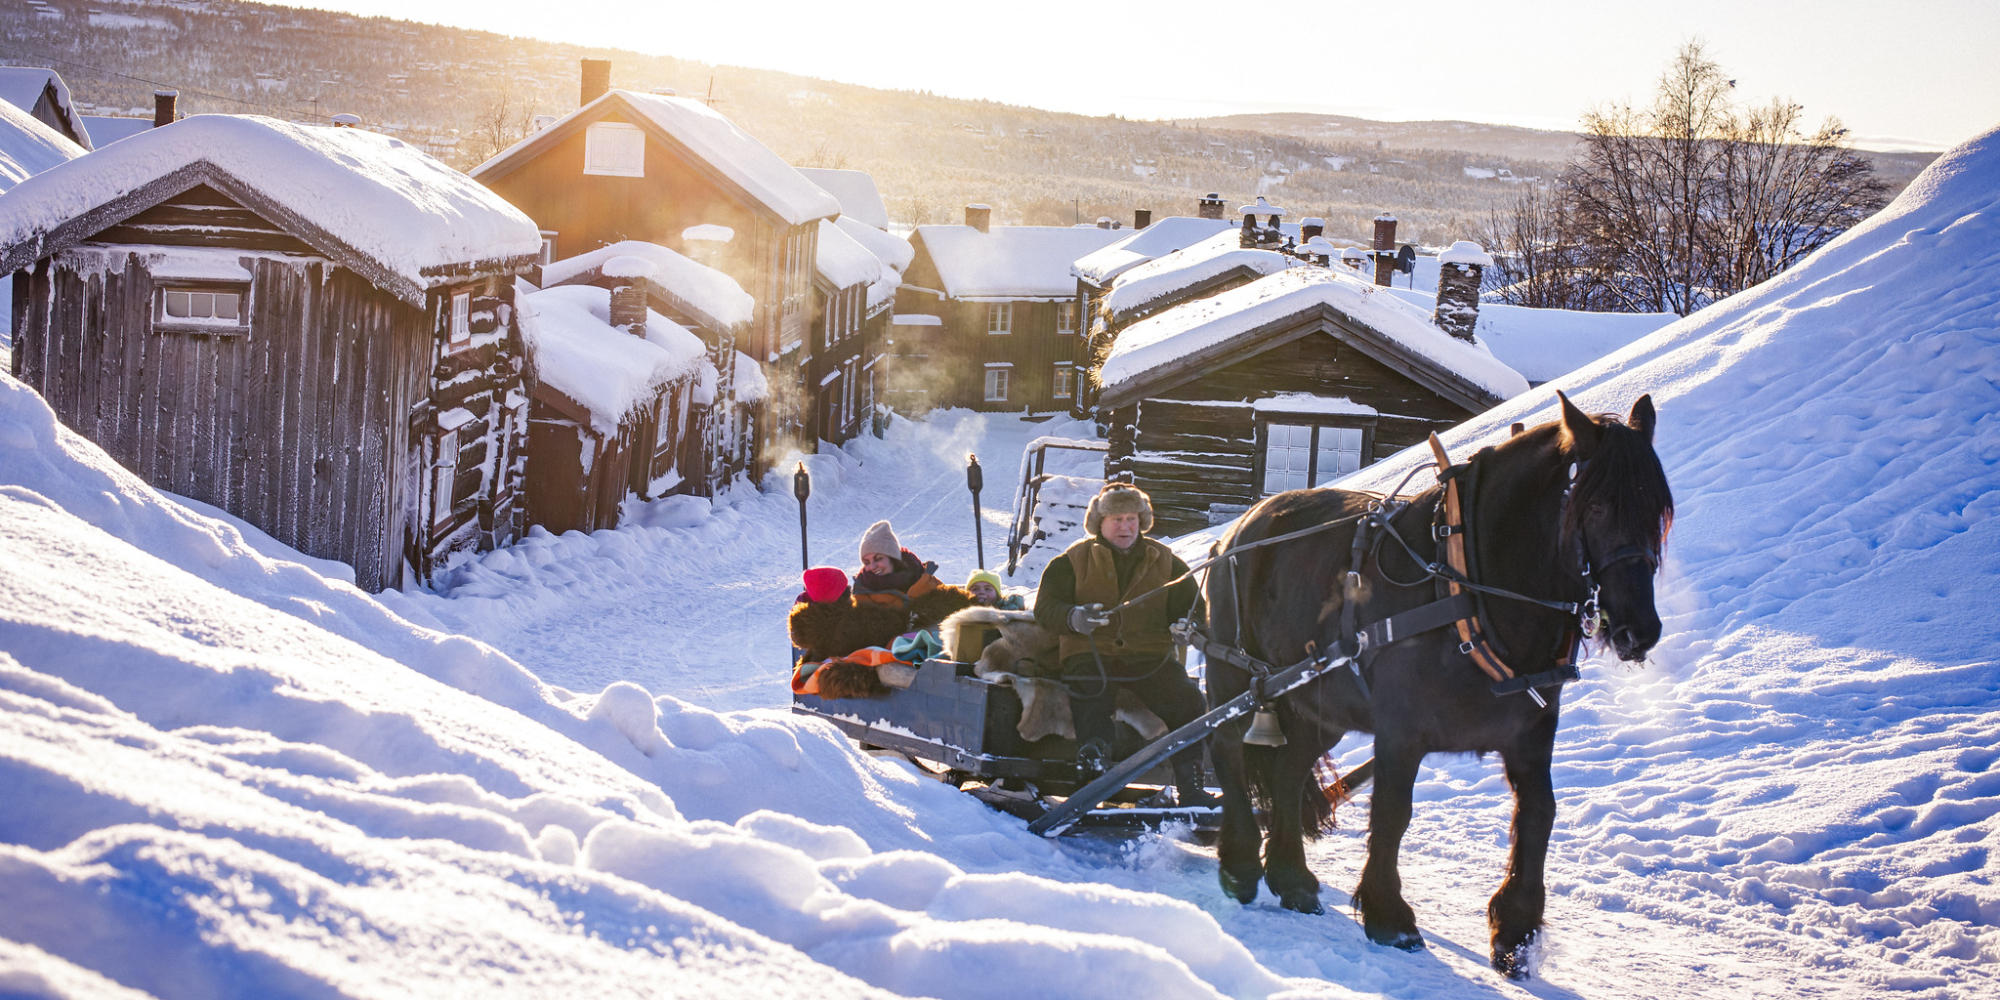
[[1381, 287, 1675, 385], [835, 214, 914, 274], [815, 218, 882, 290], [519, 284, 705, 436], [912, 225, 1128, 300], [1071, 216, 1241, 287], [1099, 266, 1529, 410], [77, 115, 151, 148], [474, 91, 840, 228], [797, 168, 888, 230], [1103, 236, 1297, 324], [0, 66, 88, 149], [542, 240, 756, 332], [0, 115, 541, 306], [732, 350, 769, 403], [0, 96, 83, 194]]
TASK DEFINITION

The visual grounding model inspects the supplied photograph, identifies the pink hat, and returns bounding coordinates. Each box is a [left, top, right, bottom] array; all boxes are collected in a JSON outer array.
[[803, 566, 849, 603]]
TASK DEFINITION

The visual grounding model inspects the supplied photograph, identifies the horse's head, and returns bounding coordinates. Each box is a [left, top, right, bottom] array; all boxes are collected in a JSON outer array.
[[1556, 392, 1674, 662]]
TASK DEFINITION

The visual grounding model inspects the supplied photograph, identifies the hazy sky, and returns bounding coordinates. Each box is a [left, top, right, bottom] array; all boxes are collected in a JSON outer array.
[[272, 0, 1998, 150]]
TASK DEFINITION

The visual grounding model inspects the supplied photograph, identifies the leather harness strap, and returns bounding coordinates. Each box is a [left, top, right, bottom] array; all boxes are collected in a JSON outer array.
[[1428, 434, 1519, 686]]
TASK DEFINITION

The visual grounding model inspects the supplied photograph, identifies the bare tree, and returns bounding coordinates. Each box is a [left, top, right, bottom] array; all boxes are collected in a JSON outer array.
[[1482, 182, 1606, 309], [469, 91, 535, 165]]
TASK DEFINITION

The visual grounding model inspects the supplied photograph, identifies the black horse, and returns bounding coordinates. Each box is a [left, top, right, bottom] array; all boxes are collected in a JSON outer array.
[[1204, 392, 1673, 977]]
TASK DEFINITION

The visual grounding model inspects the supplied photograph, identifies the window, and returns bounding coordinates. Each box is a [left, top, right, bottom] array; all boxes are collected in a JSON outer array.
[[1261, 422, 1367, 495], [1051, 364, 1073, 399], [986, 302, 1012, 335], [154, 284, 249, 335], [449, 291, 471, 347], [1056, 301, 1076, 335], [432, 429, 460, 526], [984, 368, 1010, 402], [583, 121, 645, 177]]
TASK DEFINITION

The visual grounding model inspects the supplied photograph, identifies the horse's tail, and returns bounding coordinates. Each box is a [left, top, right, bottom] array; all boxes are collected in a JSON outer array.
[[1314, 756, 1375, 832]]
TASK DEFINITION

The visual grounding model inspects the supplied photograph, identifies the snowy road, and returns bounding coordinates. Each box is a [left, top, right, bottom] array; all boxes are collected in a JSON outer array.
[[388, 409, 1098, 708]]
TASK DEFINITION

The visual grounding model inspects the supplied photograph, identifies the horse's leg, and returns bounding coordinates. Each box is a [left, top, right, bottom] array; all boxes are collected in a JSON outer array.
[[1209, 720, 1263, 903], [1488, 719, 1557, 978], [1352, 739, 1425, 950], [1261, 740, 1334, 913]]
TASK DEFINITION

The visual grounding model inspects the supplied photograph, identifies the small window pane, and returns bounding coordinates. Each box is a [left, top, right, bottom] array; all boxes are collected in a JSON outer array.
[[165, 290, 190, 317], [984, 369, 1009, 401], [584, 121, 645, 177], [211, 292, 239, 321], [188, 291, 214, 317], [1315, 426, 1364, 482], [1052, 365, 1073, 399], [1263, 422, 1313, 495]]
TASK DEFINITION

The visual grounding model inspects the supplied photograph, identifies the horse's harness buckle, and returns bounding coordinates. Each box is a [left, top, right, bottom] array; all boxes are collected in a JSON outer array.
[[1579, 589, 1603, 639]]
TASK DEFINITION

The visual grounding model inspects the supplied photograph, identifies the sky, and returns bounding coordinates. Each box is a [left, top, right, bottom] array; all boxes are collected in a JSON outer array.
[[270, 1, 1998, 150]]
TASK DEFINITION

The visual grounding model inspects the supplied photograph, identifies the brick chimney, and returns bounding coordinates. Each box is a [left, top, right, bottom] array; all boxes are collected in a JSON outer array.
[[1134, 209, 1152, 229], [603, 255, 658, 336], [1300, 216, 1324, 242], [1432, 241, 1493, 341], [1371, 214, 1398, 287], [580, 59, 611, 107], [153, 90, 177, 128], [1237, 197, 1285, 249], [1197, 193, 1226, 220], [965, 204, 992, 233]]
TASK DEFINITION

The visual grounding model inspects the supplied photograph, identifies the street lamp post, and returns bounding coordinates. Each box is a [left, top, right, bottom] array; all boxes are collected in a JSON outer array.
[[966, 454, 985, 569], [793, 462, 811, 571]]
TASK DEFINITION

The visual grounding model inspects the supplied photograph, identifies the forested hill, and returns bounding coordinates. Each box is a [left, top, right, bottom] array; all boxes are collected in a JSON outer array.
[[0, 0, 1935, 245]]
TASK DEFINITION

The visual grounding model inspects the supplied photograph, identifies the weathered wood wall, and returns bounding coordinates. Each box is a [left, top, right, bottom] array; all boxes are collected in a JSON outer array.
[[419, 276, 529, 577]]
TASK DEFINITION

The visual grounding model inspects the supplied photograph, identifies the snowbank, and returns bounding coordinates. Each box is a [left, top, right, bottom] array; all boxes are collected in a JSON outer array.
[[1381, 287, 1677, 385]]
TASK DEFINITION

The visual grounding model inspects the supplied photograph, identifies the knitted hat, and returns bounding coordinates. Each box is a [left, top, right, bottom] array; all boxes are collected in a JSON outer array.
[[802, 566, 849, 603], [858, 520, 902, 561], [966, 568, 1003, 592], [1085, 483, 1154, 536]]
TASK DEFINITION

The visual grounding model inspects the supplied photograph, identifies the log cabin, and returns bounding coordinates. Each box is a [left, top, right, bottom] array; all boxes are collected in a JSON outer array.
[[515, 265, 707, 533], [0, 114, 543, 590], [896, 207, 1126, 412], [1095, 265, 1530, 535], [471, 66, 841, 473]]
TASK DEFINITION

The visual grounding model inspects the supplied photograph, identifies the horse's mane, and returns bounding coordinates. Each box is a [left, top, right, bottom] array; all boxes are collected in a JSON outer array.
[[1560, 415, 1675, 559]]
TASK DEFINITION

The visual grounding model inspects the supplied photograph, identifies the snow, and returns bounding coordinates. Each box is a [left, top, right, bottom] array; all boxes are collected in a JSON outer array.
[[601, 254, 659, 279], [1381, 287, 1678, 385], [1435, 240, 1494, 267], [1251, 393, 1377, 416], [0, 67, 87, 149], [0, 115, 541, 304], [817, 218, 884, 289], [683, 223, 735, 243], [541, 240, 756, 330], [0, 98, 83, 194], [1071, 217, 1241, 287], [913, 225, 1129, 300], [1236, 197, 1285, 217], [1102, 232, 1297, 323], [892, 314, 942, 326], [837, 215, 916, 274], [519, 284, 704, 435], [733, 350, 770, 403], [799, 168, 890, 230], [76, 115, 151, 147], [1100, 266, 1530, 405]]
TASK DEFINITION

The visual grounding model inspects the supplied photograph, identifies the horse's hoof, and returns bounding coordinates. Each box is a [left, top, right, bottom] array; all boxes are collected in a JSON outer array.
[[1367, 927, 1426, 952], [1218, 868, 1261, 905], [1278, 889, 1325, 915], [1492, 940, 1536, 979]]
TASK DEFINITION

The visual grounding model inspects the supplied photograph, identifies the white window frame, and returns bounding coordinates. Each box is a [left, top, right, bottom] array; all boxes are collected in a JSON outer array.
[[1056, 300, 1076, 335], [154, 283, 250, 336], [984, 368, 1010, 402], [1257, 419, 1373, 496], [986, 302, 1012, 335], [432, 428, 461, 526], [449, 291, 472, 348], [1051, 364, 1073, 399], [583, 121, 645, 177]]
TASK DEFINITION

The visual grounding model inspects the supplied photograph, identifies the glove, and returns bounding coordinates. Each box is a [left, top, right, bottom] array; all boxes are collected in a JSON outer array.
[[1068, 603, 1110, 635]]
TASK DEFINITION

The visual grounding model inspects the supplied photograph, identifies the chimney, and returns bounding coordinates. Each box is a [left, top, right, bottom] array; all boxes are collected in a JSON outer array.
[[1197, 192, 1226, 220], [1237, 197, 1284, 248], [1371, 214, 1398, 287], [965, 204, 992, 234], [1134, 209, 1152, 229], [1432, 241, 1494, 341], [1300, 217, 1324, 242], [580, 59, 611, 107], [1095, 216, 1114, 229], [153, 90, 177, 129], [603, 255, 658, 337]]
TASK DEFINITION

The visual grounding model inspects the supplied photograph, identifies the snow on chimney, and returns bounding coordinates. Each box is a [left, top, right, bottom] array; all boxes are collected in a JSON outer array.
[[603, 255, 658, 337], [1300, 217, 1325, 242], [580, 59, 611, 107], [1197, 193, 1226, 220], [1134, 209, 1152, 229], [965, 204, 992, 234], [153, 90, 177, 129], [1432, 241, 1493, 341], [1371, 214, 1398, 287]]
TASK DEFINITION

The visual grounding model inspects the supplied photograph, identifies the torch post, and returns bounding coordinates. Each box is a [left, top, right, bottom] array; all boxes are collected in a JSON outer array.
[[966, 454, 985, 569], [793, 462, 811, 571]]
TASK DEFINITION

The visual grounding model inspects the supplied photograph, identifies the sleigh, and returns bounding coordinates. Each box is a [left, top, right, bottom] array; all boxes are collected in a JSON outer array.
[[791, 656, 1225, 836]]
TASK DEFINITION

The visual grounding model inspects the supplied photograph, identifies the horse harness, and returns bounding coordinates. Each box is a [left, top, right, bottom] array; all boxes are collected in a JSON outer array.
[[1176, 433, 1619, 712]]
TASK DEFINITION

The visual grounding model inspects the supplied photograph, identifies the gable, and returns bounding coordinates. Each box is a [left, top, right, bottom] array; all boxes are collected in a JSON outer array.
[[91, 184, 316, 255]]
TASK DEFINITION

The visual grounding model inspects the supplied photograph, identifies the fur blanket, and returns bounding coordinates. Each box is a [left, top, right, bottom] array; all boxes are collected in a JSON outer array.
[[939, 607, 1167, 742]]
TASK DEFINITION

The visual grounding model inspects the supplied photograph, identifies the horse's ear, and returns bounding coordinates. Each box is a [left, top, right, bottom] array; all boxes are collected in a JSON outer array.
[[1627, 394, 1656, 443], [1557, 391, 1601, 456]]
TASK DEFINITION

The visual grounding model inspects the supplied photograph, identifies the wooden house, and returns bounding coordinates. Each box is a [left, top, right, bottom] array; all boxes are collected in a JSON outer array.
[[515, 270, 707, 532], [1095, 265, 1530, 535], [809, 218, 895, 445], [895, 207, 1126, 412], [1070, 213, 1237, 331], [0, 114, 543, 590], [471, 71, 841, 470], [538, 240, 760, 492], [0, 67, 91, 149]]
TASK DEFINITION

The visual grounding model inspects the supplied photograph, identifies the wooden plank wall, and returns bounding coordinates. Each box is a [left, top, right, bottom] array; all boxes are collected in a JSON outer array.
[[925, 299, 1080, 411], [420, 277, 529, 577]]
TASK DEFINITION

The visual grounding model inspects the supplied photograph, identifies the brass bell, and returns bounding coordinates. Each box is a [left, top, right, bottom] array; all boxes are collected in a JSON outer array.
[[1243, 708, 1287, 746]]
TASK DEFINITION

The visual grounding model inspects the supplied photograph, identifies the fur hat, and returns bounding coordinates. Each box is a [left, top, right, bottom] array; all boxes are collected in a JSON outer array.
[[965, 568, 1003, 592], [1085, 483, 1154, 536], [858, 520, 901, 561], [802, 566, 849, 603]]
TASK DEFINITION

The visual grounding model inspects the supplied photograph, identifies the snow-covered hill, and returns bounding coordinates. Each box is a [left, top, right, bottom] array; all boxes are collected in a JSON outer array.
[[1, 119, 1996, 1000]]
